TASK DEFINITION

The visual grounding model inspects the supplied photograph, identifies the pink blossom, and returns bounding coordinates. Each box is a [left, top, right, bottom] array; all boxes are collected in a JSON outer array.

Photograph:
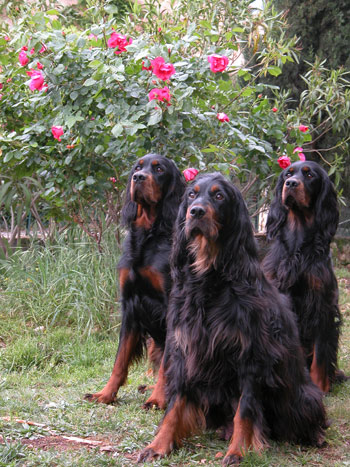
[[30, 48, 35, 55], [21, 46, 28, 51], [19, 50, 29, 66], [5, 36, 10, 41], [37, 62, 44, 70], [0, 94, 3, 100], [183, 168, 198, 182], [277, 155, 291, 169], [217, 112, 230, 122], [142, 60, 152, 71], [0, 83, 3, 90], [207, 54, 229, 73], [272, 107, 278, 112], [151, 57, 176, 81], [298, 124, 309, 132], [39, 43, 47, 53], [107, 32, 132, 54], [88, 33, 98, 41], [51, 126, 64, 141], [293, 147, 306, 161], [29, 70, 45, 91], [148, 86, 171, 103]]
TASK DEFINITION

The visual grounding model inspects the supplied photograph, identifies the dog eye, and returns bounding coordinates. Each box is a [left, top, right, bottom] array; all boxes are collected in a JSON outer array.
[[305, 172, 313, 179], [215, 192, 224, 200], [155, 166, 163, 173], [285, 172, 292, 178], [135, 165, 141, 171], [188, 191, 196, 199]]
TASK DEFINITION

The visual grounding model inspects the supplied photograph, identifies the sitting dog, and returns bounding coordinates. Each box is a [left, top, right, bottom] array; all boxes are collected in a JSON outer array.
[[263, 160, 346, 392], [138, 172, 327, 465], [85, 154, 185, 407]]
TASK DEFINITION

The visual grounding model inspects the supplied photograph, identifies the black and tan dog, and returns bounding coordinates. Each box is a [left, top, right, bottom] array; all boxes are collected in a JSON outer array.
[[263, 161, 347, 393], [85, 154, 185, 407], [138, 172, 327, 465]]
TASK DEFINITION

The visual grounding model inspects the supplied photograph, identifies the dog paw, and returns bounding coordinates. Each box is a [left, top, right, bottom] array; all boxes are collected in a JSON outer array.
[[137, 447, 164, 463], [222, 454, 242, 466], [83, 391, 116, 404]]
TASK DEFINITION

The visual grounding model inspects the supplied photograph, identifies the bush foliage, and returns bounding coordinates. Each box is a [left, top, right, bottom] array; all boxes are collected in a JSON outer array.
[[0, 0, 349, 241]]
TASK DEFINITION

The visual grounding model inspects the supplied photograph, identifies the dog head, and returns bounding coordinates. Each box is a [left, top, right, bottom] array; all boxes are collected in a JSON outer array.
[[266, 161, 339, 242], [122, 154, 185, 229]]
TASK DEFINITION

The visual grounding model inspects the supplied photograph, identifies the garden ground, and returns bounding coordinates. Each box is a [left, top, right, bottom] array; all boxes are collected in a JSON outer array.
[[0, 238, 349, 466]]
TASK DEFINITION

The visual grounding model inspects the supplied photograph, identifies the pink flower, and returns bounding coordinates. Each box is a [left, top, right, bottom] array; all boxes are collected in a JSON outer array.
[[293, 147, 306, 161], [272, 107, 278, 112], [217, 112, 230, 122], [5, 36, 10, 41], [0, 83, 3, 90], [29, 70, 45, 91], [183, 168, 198, 182], [0, 94, 3, 100], [109, 177, 117, 183], [30, 48, 35, 55], [51, 126, 64, 141], [37, 62, 44, 70], [299, 124, 309, 132], [19, 50, 29, 66], [142, 60, 152, 71], [277, 155, 291, 169], [39, 43, 47, 54], [207, 54, 229, 73], [151, 57, 176, 81], [88, 33, 98, 40], [148, 86, 171, 103], [107, 32, 132, 54]]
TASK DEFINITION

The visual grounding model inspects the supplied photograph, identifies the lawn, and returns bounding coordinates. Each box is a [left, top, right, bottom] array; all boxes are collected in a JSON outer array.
[[0, 233, 349, 466]]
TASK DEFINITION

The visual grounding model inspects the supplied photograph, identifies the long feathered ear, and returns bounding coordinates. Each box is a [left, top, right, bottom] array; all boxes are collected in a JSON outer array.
[[170, 198, 188, 281], [265, 173, 288, 241], [218, 181, 260, 281], [314, 169, 339, 243], [121, 171, 137, 227], [161, 162, 186, 229]]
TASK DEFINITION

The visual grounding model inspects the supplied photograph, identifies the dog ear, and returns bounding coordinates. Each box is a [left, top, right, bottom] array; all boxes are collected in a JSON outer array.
[[170, 197, 189, 281], [121, 171, 137, 227], [218, 181, 260, 281], [265, 173, 288, 241], [314, 168, 339, 243], [161, 162, 186, 231]]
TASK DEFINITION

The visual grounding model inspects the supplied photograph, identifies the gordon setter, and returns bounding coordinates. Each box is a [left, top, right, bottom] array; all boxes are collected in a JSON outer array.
[[138, 172, 327, 465], [85, 154, 185, 407], [263, 160, 346, 393]]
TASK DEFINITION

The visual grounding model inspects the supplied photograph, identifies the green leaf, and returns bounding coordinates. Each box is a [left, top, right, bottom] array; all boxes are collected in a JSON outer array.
[[84, 78, 96, 86], [111, 123, 123, 138], [147, 108, 163, 126], [267, 66, 282, 77]]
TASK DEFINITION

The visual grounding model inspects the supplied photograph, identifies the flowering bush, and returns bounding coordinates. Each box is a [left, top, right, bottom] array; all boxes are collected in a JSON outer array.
[[0, 0, 348, 241]]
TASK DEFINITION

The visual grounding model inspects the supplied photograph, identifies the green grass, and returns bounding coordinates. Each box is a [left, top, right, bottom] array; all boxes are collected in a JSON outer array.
[[0, 233, 350, 466]]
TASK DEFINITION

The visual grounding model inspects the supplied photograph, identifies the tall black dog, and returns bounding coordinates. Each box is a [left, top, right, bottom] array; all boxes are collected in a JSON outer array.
[[263, 161, 345, 392], [138, 173, 327, 465], [85, 154, 185, 406]]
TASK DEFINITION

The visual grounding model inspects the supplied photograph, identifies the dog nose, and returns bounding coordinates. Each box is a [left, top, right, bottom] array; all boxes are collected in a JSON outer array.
[[285, 177, 300, 189], [190, 206, 206, 218], [133, 172, 147, 182]]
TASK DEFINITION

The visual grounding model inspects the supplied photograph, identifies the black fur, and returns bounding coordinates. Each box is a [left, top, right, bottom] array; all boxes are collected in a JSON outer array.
[[138, 172, 327, 464], [85, 154, 185, 404], [263, 161, 345, 392]]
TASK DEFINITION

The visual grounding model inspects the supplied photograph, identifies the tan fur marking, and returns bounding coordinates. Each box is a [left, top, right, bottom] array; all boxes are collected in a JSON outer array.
[[85, 333, 138, 403], [134, 205, 157, 229], [188, 234, 219, 275], [151, 159, 159, 166], [225, 401, 266, 461], [119, 268, 130, 291], [141, 397, 204, 457], [194, 185, 200, 193], [139, 266, 165, 292], [144, 357, 167, 409], [282, 181, 310, 208], [310, 346, 330, 393]]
